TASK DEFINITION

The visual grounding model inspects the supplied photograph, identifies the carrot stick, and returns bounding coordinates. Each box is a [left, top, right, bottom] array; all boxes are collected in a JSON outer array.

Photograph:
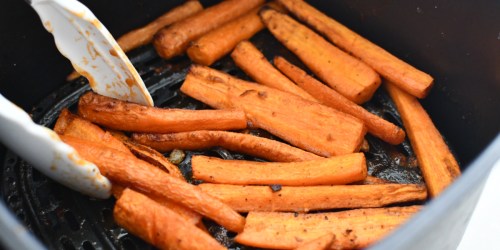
[[132, 130, 321, 162], [61, 136, 246, 232], [294, 233, 335, 250], [198, 183, 427, 212], [274, 56, 405, 145], [353, 175, 393, 185], [186, 5, 264, 66], [260, 8, 380, 104], [116, 136, 185, 180], [277, 0, 434, 99], [235, 206, 422, 249], [66, 1, 204, 81], [385, 83, 460, 197], [114, 188, 225, 250], [54, 109, 131, 154], [231, 41, 317, 102], [153, 0, 265, 59], [77, 91, 247, 133], [192, 153, 366, 186], [180, 65, 367, 157]]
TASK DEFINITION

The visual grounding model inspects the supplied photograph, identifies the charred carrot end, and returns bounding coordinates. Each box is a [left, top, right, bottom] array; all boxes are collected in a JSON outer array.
[[235, 206, 422, 249], [385, 83, 460, 197], [132, 130, 321, 162], [192, 153, 366, 186], [199, 183, 427, 212], [180, 65, 367, 157], [54, 108, 132, 154], [114, 189, 224, 250], [294, 233, 335, 250], [187, 6, 264, 66], [274, 56, 405, 145], [231, 41, 317, 102], [61, 136, 246, 232], [277, 0, 433, 98], [77, 91, 247, 133], [260, 8, 380, 104], [153, 0, 265, 59], [67, 1, 203, 81]]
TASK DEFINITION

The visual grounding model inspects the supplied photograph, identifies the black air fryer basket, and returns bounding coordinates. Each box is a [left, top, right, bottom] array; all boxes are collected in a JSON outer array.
[[0, 0, 499, 249]]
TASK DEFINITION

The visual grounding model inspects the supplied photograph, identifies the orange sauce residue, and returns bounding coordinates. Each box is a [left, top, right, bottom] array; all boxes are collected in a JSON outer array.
[[125, 78, 136, 88], [67, 151, 88, 166], [109, 48, 118, 57], [43, 21, 53, 32]]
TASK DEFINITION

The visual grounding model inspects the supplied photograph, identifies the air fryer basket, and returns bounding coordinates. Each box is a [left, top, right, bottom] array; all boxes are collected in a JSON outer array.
[[0, 0, 499, 249]]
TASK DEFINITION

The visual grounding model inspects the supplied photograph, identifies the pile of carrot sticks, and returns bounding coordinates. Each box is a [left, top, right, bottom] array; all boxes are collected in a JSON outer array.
[[58, 0, 461, 249]]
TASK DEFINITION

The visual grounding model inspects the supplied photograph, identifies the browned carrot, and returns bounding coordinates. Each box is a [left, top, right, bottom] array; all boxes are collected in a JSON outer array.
[[54, 109, 131, 154], [274, 56, 405, 145], [260, 8, 380, 104], [231, 41, 317, 102], [294, 233, 335, 250], [353, 175, 393, 185], [153, 0, 264, 59], [186, 5, 264, 66], [180, 65, 367, 157], [54, 110, 200, 223], [61, 136, 246, 232], [114, 188, 225, 250], [235, 206, 422, 249], [66, 1, 204, 81], [385, 83, 460, 197], [198, 183, 427, 212], [132, 130, 321, 162], [277, 0, 434, 98], [192, 153, 366, 186], [77, 91, 247, 133], [115, 136, 185, 180]]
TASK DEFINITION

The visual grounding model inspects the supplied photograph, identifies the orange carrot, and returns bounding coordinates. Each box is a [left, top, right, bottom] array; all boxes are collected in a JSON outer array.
[[115, 136, 185, 180], [186, 5, 265, 66], [260, 8, 381, 104], [180, 65, 367, 157], [294, 233, 335, 250], [114, 188, 224, 250], [231, 41, 317, 102], [54, 108, 131, 154], [385, 83, 460, 197], [61, 136, 246, 232], [277, 0, 434, 98], [153, 0, 264, 59], [274, 56, 405, 145], [132, 130, 321, 162], [77, 91, 247, 133], [353, 175, 393, 185], [235, 206, 422, 249], [198, 183, 427, 212], [192, 153, 366, 186], [66, 1, 204, 81]]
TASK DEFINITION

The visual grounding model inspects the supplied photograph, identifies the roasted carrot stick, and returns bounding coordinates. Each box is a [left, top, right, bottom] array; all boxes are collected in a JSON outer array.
[[198, 183, 427, 212], [186, 6, 263, 65], [260, 8, 381, 104], [192, 153, 366, 186], [77, 91, 247, 133], [353, 175, 393, 185], [294, 233, 335, 250], [274, 56, 405, 145], [153, 0, 264, 59], [132, 130, 321, 162], [61, 136, 246, 232], [54, 109, 131, 154], [277, 0, 434, 99], [235, 206, 422, 249], [180, 65, 367, 156], [115, 136, 185, 180], [385, 83, 460, 197], [66, 1, 204, 81], [114, 188, 224, 250], [231, 41, 317, 102]]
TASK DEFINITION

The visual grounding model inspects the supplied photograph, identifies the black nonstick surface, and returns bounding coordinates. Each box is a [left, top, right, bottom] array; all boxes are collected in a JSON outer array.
[[0, 0, 499, 249]]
